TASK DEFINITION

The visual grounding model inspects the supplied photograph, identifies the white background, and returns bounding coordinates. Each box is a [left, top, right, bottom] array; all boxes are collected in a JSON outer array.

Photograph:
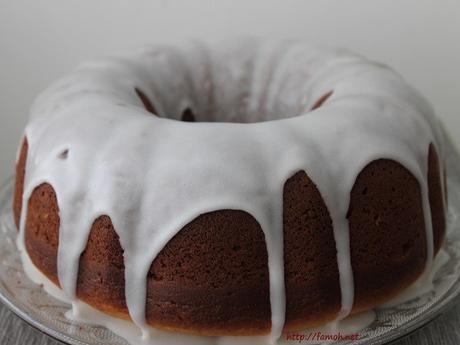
[[0, 0, 459, 183]]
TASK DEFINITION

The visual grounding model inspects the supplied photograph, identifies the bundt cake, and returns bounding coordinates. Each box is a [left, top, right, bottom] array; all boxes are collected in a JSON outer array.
[[13, 39, 447, 344]]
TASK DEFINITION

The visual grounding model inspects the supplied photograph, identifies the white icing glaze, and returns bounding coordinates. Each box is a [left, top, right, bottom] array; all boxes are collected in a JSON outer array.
[[16, 38, 445, 344]]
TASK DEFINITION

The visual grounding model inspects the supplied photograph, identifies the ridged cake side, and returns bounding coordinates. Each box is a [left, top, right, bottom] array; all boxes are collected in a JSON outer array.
[[14, 138, 446, 335]]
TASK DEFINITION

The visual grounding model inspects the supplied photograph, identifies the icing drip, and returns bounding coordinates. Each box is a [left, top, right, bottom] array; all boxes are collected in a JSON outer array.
[[16, 38, 444, 344]]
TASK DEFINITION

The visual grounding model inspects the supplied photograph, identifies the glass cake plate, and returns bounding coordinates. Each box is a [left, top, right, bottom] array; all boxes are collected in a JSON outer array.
[[1, 135, 460, 345]]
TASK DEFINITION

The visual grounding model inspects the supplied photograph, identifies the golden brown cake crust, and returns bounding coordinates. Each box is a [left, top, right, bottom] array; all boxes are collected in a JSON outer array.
[[13, 138, 27, 229], [283, 171, 341, 330], [135, 88, 157, 115], [348, 159, 428, 312], [24, 183, 60, 287], [13, 137, 446, 336]]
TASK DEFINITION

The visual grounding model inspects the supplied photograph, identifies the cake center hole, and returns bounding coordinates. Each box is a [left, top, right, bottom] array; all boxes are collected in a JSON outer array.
[[135, 87, 332, 123]]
